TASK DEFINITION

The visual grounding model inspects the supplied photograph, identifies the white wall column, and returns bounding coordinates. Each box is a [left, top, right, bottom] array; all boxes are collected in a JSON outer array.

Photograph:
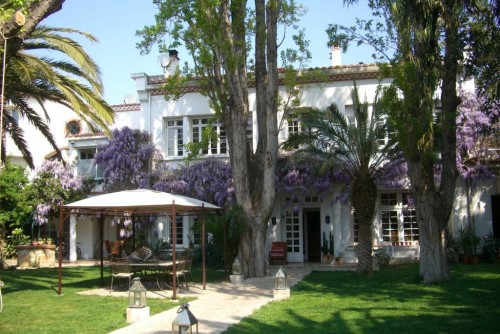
[[69, 214, 77, 261], [333, 200, 342, 255]]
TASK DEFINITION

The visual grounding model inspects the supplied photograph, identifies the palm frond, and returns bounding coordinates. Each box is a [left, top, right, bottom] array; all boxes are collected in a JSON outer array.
[[1, 25, 115, 166]]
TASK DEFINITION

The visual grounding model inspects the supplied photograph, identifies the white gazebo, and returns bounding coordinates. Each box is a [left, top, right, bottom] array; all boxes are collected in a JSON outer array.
[[58, 189, 223, 299]]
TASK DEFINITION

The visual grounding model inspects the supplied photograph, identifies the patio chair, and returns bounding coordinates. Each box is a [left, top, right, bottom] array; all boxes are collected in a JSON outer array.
[[166, 261, 186, 289], [110, 258, 134, 290], [182, 257, 194, 287]]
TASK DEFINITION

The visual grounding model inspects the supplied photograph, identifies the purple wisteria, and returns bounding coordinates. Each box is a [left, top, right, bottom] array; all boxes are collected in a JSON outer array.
[[96, 127, 159, 191], [456, 89, 500, 180], [31, 160, 83, 225], [153, 158, 234, 207]]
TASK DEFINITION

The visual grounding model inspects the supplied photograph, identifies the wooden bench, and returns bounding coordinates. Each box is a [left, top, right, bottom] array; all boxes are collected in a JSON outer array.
[[269, 241, 288, 265]]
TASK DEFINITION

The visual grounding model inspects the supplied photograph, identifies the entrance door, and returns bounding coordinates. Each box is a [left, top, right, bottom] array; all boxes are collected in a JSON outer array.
[[285, 210, 303, 262], [492, 195, 500, 238], [305, 210, 321, 262]]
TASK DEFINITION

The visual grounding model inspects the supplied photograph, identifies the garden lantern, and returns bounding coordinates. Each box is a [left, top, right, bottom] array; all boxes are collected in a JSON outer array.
[[128, 277, 147, 308], [232, 257, 241, 275], [172, 303, 198, 334], [274, 266, 288, 290]]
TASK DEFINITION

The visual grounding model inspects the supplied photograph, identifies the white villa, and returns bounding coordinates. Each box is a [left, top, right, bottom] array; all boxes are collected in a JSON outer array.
[[6, 48, 499, 264]]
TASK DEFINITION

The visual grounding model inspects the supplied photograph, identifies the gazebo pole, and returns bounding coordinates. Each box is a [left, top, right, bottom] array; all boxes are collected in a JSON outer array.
[[99, 214, 104, 287], [172, 200, 177, 300], [202, 204, 206, 290], [57, 206, 63, 295]]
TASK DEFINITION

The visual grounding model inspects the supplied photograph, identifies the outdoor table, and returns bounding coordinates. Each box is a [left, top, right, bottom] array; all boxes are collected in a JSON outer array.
[[129, 260, 184, 291]]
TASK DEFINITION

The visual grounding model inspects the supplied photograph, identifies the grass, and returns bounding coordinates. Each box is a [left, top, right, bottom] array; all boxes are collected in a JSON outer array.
[[223, 262, 500, 334], [0, 265, 227, 334]]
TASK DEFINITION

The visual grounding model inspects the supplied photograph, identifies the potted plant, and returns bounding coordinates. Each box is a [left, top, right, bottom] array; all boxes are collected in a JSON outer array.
[[456, 224, 481, 264], [46, 237, 53, 245], [335, 251, 345, 265]]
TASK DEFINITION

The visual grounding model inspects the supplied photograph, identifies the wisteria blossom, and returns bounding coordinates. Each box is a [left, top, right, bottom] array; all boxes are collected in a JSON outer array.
[[96, 127, 160, 192], [30, 160, 84, 225], [456, 89, 500, 181]]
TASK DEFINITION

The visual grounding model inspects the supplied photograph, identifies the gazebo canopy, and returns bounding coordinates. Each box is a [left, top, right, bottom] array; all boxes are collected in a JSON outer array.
[[62, 189, 223, 215]]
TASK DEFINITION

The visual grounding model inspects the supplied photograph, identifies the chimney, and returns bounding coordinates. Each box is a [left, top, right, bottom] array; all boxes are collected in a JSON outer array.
[[158, 50, 180, 77], [330, 46, 342, 66]]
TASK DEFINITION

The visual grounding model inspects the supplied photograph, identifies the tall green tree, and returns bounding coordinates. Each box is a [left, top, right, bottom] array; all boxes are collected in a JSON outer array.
[[137, 0, 305, 277], [282, 84, 400, 273], [0, 162, 31, 240], [329, 0, 499, 282]]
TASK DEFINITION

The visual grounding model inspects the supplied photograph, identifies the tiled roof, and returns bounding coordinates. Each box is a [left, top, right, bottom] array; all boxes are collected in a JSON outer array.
[[145, 63, 383, 96], [111, 103, 141, 112], [111, 64, 384, 103]]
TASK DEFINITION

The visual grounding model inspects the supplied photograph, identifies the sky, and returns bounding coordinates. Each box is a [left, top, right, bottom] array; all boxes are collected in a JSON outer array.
[[43, 0, 375, 105]]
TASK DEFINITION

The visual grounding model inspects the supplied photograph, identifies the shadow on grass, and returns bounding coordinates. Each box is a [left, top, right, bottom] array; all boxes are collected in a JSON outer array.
[[0, 266, 103, 294], [223, 262, 500, 334], [0, 265, 228, 295]]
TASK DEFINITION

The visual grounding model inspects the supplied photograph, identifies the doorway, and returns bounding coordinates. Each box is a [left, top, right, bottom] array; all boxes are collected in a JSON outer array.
[[492, 195, 500, 238], [304, 209, 321, 262]]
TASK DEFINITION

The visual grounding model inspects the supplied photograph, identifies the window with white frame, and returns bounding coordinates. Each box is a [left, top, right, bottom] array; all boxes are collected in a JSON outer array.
[[192, 118, 227, 155], [402, 193, 418, 242], [379, 192, 419, 244], [376, 116, 395, 148], [344, 105, 356, 127], [77, 147, 103, 179], [288, 113, 300, 136], [169, 214, 183, 246], [166, 119, 183, 157], [285, 112, 301, 150]]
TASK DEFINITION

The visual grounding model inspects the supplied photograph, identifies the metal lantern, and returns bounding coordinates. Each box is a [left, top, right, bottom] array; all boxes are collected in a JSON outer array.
[[172, 303, 198, 334], [274, 266, 288, 290], [232, 257, 241, 275], [128, 277, 147, 308]]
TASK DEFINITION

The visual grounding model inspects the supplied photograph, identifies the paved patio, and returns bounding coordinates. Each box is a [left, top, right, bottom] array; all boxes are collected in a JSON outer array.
[[108, 264, 313, 334]]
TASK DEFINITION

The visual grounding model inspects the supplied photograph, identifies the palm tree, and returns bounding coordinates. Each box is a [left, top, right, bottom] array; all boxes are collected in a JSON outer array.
[[282, 83, 400, 272], [1, 25, 114, 168]]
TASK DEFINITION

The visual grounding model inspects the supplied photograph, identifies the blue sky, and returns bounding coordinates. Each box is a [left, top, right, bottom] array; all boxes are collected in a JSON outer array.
[[44, 0, 374, 105]]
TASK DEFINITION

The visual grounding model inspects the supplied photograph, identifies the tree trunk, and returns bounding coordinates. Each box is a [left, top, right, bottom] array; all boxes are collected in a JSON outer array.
[[239, 215, 268, 277], [407, 160, 452, 283], [351, 173, 377, 273], [220, 0, 280, 277], [1, 0, 65, 62], [357, 223, 373, 272]]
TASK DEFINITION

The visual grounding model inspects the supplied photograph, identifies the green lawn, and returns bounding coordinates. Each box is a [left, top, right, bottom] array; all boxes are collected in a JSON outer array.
[[0, 265, 226, 334], [223, 263, 500, 334]]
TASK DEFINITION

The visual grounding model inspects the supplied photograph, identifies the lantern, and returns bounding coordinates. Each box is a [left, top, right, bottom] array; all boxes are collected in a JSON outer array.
[[128, 277, 147, 308], [274, 266, 288, 290], [172, 303, 198, 334], [232, 257, 241, 275]]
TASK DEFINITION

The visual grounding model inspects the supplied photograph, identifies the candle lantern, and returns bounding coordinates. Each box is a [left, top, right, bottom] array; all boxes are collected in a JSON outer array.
[[128, 277, 147, 308], [232, 257, 241, 275], [274, 266, 288, 290], [172, 303, 198, 334]]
